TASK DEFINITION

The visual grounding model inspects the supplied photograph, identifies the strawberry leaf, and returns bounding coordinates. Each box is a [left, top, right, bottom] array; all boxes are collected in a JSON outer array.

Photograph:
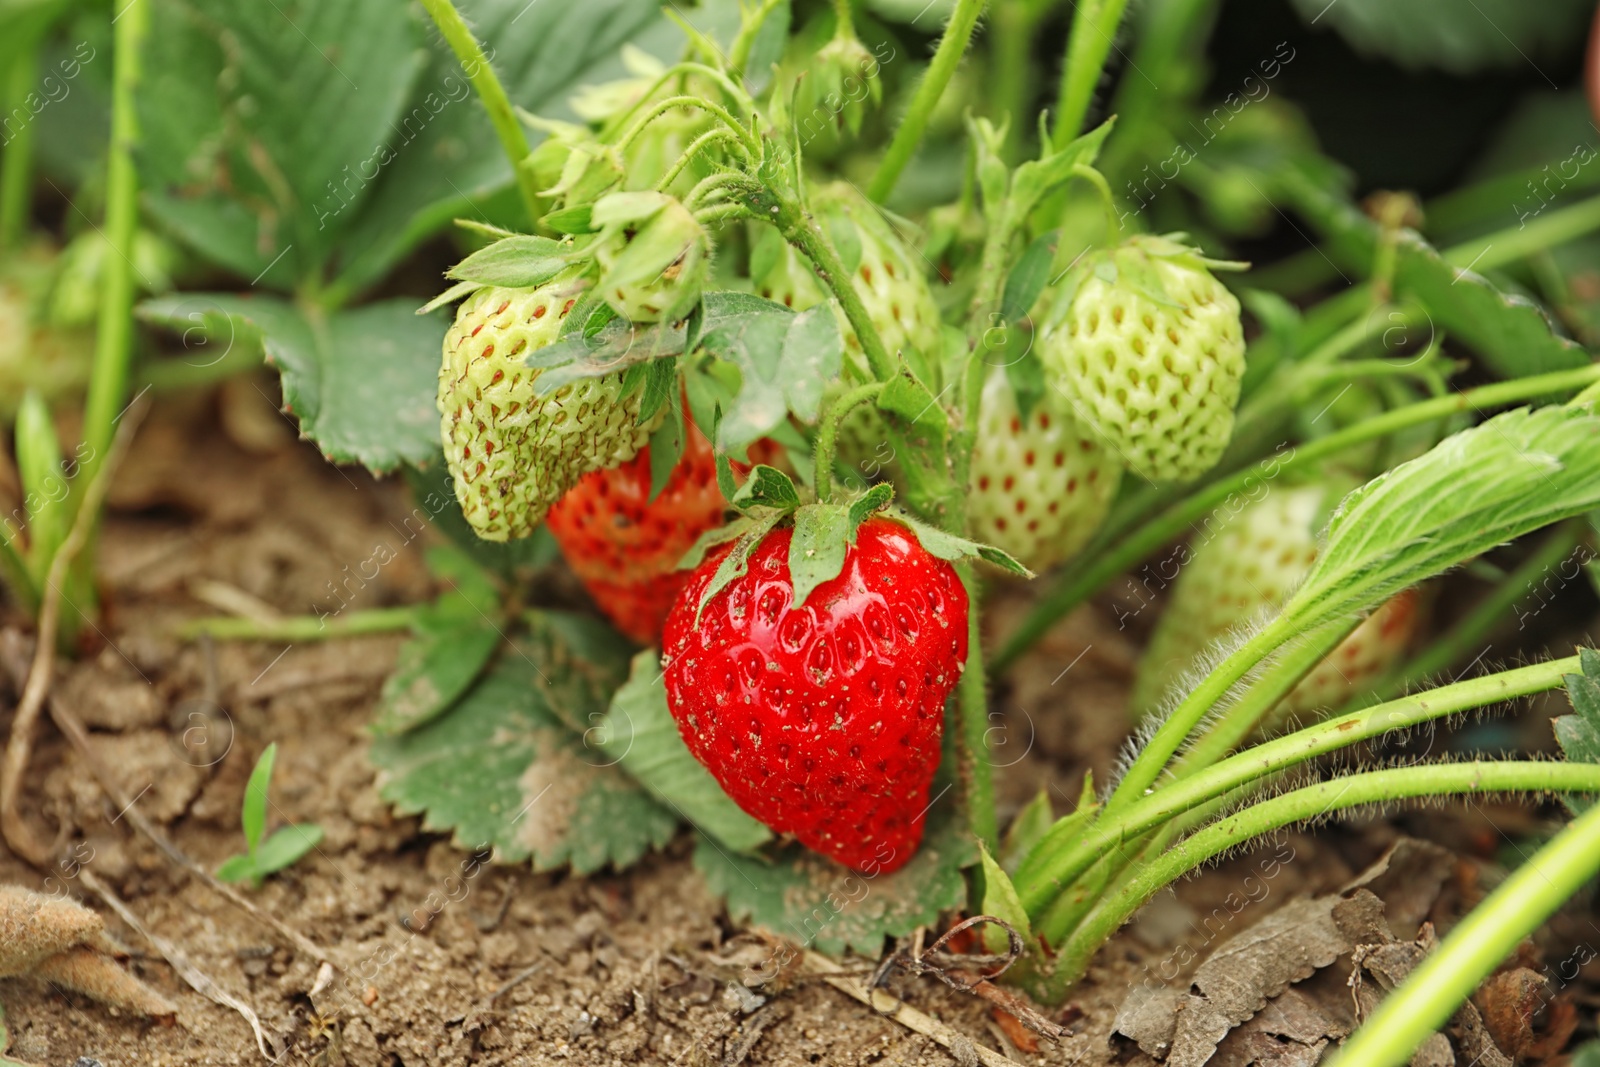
[[1287, 0, 1590, 74], [1001, 229, 1058, 324], [1555, 648, 1600, 814], [445, 235, 570, 287], [139, 295, 447, 473], [372, 548, 503, 736], [371, 612, 677, 874], [693, 785, 975, 956], [729, 465, 802, 512], [1281, 406, 1600, 637], [598, 652, 772, 853]]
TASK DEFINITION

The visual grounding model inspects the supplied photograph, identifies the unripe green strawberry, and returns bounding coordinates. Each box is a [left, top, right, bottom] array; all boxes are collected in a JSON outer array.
[[1044, 234, 1245, 484], [968, 366, 1122, 572], [592, 192, 710, 323], [437, 277, 654, 542], [1131, 483, 1419, 722]]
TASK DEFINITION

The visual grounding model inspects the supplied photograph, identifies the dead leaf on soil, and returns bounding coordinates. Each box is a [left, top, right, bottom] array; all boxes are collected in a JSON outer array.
[[1113, 837, 1494, 1066], [0, 886, 176, 1020]]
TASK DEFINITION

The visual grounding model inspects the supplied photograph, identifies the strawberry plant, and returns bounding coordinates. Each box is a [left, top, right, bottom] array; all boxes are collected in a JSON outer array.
[[7, 0, 1600, 1062]]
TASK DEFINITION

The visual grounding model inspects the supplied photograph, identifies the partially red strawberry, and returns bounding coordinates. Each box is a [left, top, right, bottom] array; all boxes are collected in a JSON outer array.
[[661, 517, 968, 872], [545, 426, 779, 644]]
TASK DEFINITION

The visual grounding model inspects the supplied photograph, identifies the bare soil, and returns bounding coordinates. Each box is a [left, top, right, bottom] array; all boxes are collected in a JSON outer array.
[[0, 382, 1594, 1066]]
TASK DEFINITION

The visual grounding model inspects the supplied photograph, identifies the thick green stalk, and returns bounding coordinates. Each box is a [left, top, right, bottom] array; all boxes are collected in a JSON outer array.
[[1444, 193, 1600, 274], [1333, 792, 1600, 1066], [868, 0, 990, 202], [177, 606, 419, 643], [957, 562, 996, 850], [742, 180, 897, 382], [813, 381, 885, 501], [1045, 760, 1600, 993], [1100, 620, 1292, 821], [1016, 657, 1580, 913], [417, 0, 542, 225], [727, 0, 787, 76], [1363, 522, 1587, 702], [1051, 0, 1133, 149], [0, 49, 40, 249], [992, 362, 1600, 671], [71, 0, 148, 598]]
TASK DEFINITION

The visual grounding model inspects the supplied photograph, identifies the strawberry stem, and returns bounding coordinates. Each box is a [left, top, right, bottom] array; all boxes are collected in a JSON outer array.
[[1042, 760, 1600, 995], [867, 0, 991, 203], [1051, 0, 1134, 149], [813, 381, 885, 502], [417, 0, 544, 226]]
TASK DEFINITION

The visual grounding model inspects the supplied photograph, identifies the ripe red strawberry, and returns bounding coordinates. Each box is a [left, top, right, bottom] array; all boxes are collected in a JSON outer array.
[[661, 518, 968, 872], [545, 426, 779, 644]]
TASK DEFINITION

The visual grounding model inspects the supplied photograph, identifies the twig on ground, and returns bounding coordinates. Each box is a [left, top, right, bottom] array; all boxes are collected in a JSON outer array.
[[79, 868, 284, 1062], [803, 951, 1024, 1067]]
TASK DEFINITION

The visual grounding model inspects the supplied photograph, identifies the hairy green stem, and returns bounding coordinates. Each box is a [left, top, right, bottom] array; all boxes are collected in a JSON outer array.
[[70, 0, 148, 611], [1047, 760, 1600, 992], [814, 381, 885, 502], [1333, 786, 1600, 1066], [417, 0, 543, 225], [831, 0, 855, 38], [738, 179, 897, 382], [1364, 523, 1587, 702], [727, 0, 787, 77], [1444, 193, 1600, 274], [988, 0, 1052, 158], [0, 49, 40, 249], [618, 94, 759, 161], [1017, 656, 1580, 915], [991, 362, 1600, 672], [1051, 0, 1133, 149], [868, 0, 991, 202], [957, 562, 996, 850], [177, 606, 419, 643]]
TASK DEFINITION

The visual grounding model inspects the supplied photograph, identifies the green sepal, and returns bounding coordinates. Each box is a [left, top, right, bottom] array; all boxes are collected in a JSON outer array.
[[977, 843, 1033, 955], [694, 509, 785, 624], [452, 218, 519, 241], [711, 405, 737, 502], [543, 205, 596, 234], [893, 511, 1033, 578], [788, 504, 850, 609], [678, 514, 759, 573], [635, 355, 679, 426], [998, 787, 1056, 876], [846, 482, 894, 528], [647, 401, 686, 504], [729, 464, 801, 512], [1001, 229, 1059, 324], [446, 235, 571, 288], [558, 289, 619, 340], [418, 279, 481, 315]]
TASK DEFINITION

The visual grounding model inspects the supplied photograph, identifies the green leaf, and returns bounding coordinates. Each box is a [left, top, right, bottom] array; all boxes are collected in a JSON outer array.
[[729, 464, 801, 512], [241, 743, 276, 855], [1001, 229, 1058, 323], [404, 464, 563, 578], [138, 296, 448, 473], [1555, 648, 1600, 814], [1286, 175, 1589, 378], [214, 853, 259, 886], [693, 788, 975, 956], [779, 304, 844, 424], [598, 652, 772, 852], [1288, 0, 1591, 74], [330, 0, 675, 296], [977, 844, 1031, 954], [893, 513, 1033, 577], [371, 613, 678, 873], [1282, 406, 1600, 637], [139, 0, 426, 287], [250, 824, 324, 877], [372, 549, 503, 736], [446, 236, 571, 287], [788, 504, 850, 609], [647, 399, 686, 504]]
